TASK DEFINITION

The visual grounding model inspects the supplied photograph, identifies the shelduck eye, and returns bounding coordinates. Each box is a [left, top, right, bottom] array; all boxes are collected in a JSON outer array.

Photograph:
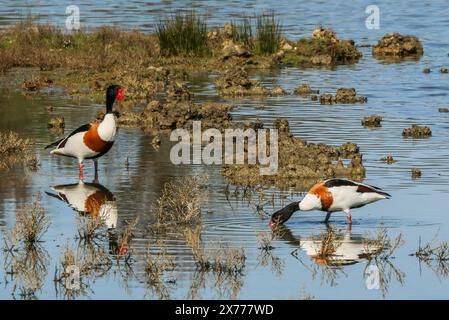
[[116, 88, 124, 101]]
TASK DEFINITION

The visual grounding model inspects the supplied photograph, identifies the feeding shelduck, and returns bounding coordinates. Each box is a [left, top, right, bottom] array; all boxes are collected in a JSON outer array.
[[46, 180, 118, 229], [269, 178, 391, 226], [45, 85, 124, 180]]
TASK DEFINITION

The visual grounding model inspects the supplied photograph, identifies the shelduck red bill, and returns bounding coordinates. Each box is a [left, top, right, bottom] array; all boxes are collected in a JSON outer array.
[[116, 88, 125, 101]]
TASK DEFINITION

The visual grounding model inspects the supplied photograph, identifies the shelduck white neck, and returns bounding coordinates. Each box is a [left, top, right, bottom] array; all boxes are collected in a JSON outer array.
[[98, 113, 117, 142]]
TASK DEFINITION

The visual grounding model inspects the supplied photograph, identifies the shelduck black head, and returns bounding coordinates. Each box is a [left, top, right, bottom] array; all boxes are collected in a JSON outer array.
[[106, 85, 124, 113], [269, 201, 300, 227]]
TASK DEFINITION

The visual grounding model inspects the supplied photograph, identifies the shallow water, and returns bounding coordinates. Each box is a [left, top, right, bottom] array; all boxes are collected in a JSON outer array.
[[1, 1, 449, 299]]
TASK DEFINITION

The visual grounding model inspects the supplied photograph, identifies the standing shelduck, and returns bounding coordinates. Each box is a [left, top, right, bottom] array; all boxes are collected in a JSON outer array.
[[46, 85, 124, 180], [269, 179, 391, 226]]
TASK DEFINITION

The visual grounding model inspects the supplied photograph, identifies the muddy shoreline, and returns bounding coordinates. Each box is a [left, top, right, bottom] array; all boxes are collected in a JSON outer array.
[[0, 20, 385, 185]]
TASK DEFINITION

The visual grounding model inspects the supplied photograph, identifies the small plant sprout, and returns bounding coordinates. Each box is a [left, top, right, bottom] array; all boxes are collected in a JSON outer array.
[[152, 175, 205, 227], [412, 234, 449, 279], [257, 232, 274, 251], [14, 195, 50, 244], [0, 131, 36, 170], [143, 241, 176, 299], [115, 217, 139, 263], [76, 215, 106, 243], [185, 230, 246, 275], [363, 226, 404, 260]]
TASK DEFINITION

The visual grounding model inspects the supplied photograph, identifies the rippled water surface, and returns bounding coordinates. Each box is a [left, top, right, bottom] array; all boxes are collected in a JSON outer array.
[[1, 1, 449, 299]]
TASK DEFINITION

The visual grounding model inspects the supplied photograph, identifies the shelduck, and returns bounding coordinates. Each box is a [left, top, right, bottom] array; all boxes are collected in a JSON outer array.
[[46, 180, 118, 229], [45, 85, 124, 180], [269, 178, 391, 226], [278, 225, 383, 266]]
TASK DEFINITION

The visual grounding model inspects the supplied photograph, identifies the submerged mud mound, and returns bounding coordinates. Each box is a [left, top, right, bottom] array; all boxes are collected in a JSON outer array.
[[47, 116, 65, 129], [166, 80, 194, 101], [21, 76, 53, 93], [294, 84, 319, 95], [89, 67, 168, 102], [411, 168, 422, 179], [221, 40, 251, 60], [221, 119, 365, 191], [362, 115, 382, 127], [380, 155, 396, 164], [215, 68, 269, 97], [270, 86, 287, 96], [373, 33, 423, 60], [402, 124, 432, 138], [282, 27, 362, 67], [320, 88, 367, 104], [116, 100, 233, 131]]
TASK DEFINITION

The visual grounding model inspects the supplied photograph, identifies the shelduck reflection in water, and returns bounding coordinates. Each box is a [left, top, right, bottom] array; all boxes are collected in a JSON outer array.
[[280, 225, 384, 267], [46, 180, 118, 229]]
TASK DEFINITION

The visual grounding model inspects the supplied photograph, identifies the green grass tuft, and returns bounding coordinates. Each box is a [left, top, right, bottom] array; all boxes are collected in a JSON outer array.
[[255, 11, 282, 55], [231, 16, 253, 49], [156, 11, 208, 56]]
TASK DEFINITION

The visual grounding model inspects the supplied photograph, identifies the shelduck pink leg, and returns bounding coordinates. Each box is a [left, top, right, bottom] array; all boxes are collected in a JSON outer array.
[[79, 161, 84, 181], [344, 209, 352, 224]]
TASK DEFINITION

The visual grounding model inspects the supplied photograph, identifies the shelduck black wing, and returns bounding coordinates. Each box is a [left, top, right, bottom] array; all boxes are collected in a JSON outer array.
[[44, 137, 65, 149], [45, 123, 91, 149], [44, 191, 67, 203], [356, 182, 391, 198], [324, 179, 391, 198], [324, 179, 359, 188]]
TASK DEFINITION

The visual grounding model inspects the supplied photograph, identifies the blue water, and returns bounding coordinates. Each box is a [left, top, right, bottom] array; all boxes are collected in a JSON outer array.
[[1, 1, 449, 299]]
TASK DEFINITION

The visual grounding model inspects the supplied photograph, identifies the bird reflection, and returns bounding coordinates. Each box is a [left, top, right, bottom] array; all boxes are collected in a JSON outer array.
[[278, 225, 383, 267], [46, 180, 117, 229]]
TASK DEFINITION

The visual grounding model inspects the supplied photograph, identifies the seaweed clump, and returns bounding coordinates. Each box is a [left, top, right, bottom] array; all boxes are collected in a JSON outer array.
[[402, 124, 432, 138], [282, 27, 362, 67], [294, 84, 319, 95], [221, 118, 365, 191], [215, 67, 269, 97], [373, 33, 423, 60], [115, 99, 233, 131], [380, 155, 396, 164], [411, 168, 422, 179], [21, 76, 53, 93], [362, 115, 382, 127], [319, 88, 367, 104], [142, 100, 233, 130], [151, 176, 205, 227], [47, 116, 65, 129]]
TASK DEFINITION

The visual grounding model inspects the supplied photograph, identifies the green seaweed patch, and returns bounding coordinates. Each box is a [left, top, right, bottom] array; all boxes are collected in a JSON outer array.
[[281, 36, 362, 67]]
